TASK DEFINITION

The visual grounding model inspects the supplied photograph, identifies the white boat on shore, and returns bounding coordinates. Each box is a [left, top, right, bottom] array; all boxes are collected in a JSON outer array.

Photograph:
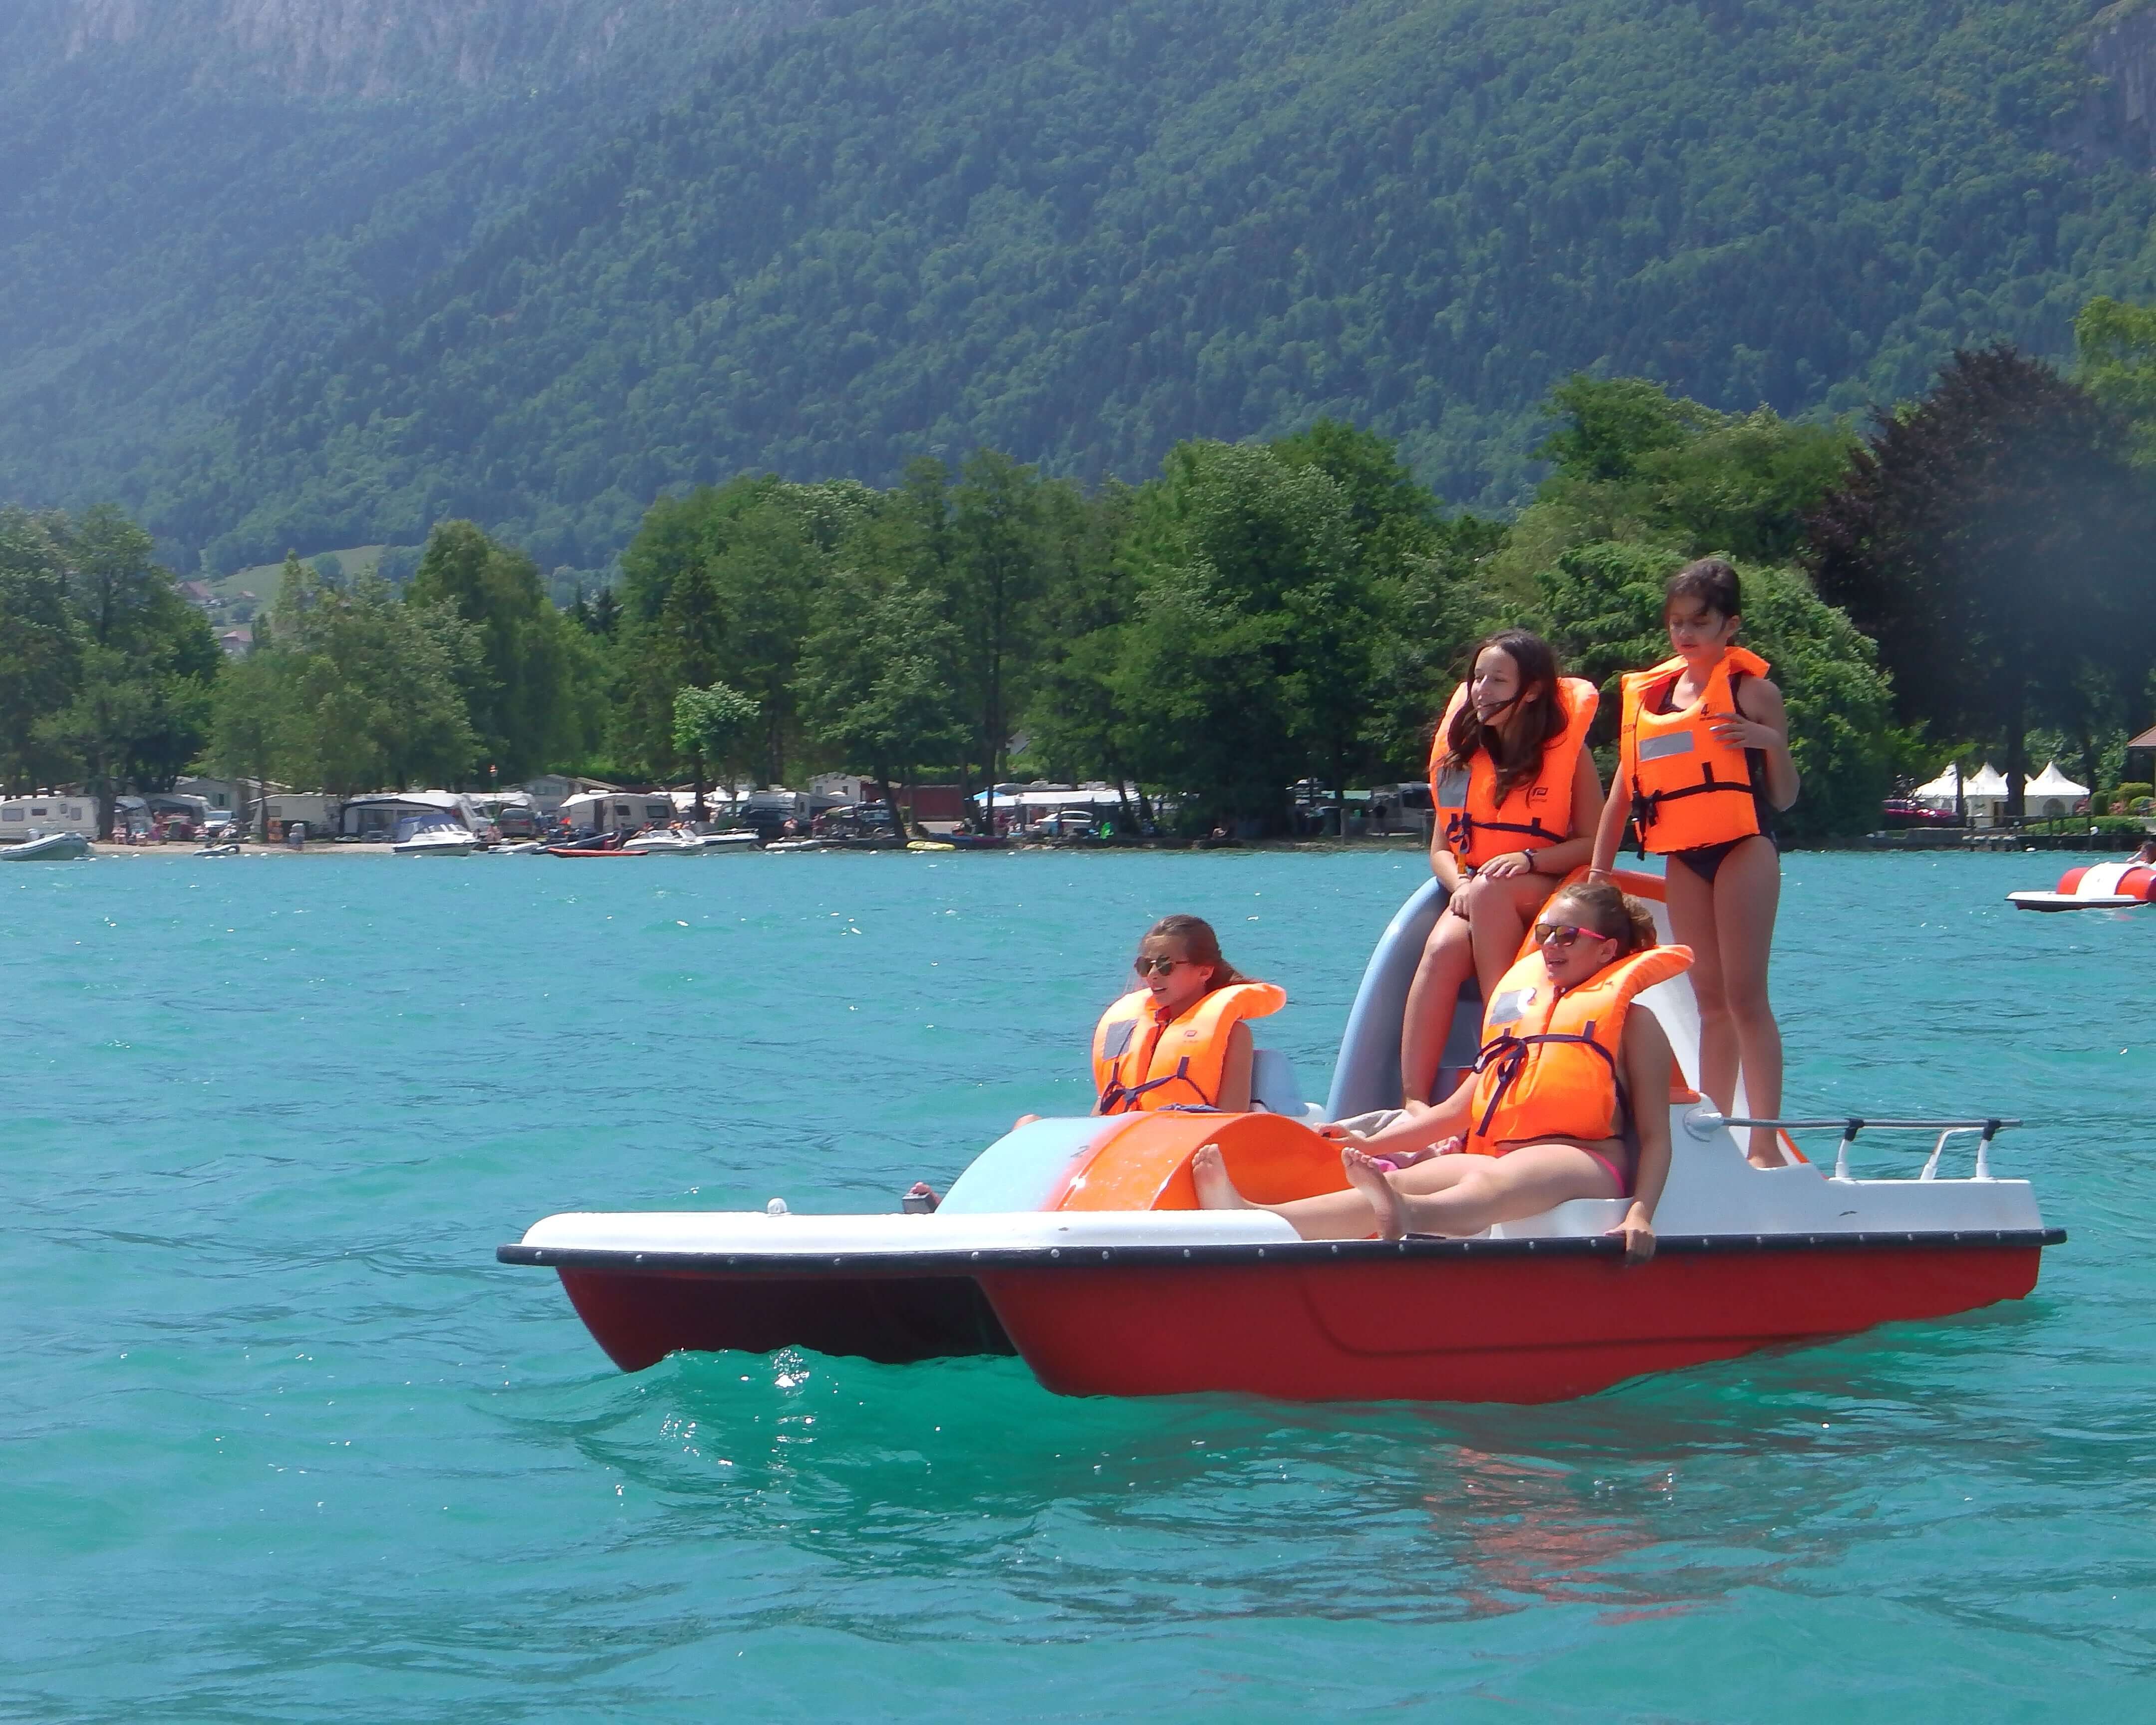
[[0, 832, 91, 862], [623, 828, 760, 854], [390, 814, 479, 857]]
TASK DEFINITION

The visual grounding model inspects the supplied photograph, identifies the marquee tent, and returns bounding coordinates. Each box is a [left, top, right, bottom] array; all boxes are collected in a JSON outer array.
[[2026, 761, 2091, 817]]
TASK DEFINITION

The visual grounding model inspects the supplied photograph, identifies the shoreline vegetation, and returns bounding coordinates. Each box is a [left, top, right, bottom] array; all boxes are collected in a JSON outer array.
[[6, 315, 2156, 841]]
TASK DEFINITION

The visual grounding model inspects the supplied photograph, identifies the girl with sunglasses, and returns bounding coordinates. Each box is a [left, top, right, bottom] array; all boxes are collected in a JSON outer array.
[[1399, 628, 1605, 1105], [1091, 914, 1284, 1114], [1192, 881, 1680, 1260]]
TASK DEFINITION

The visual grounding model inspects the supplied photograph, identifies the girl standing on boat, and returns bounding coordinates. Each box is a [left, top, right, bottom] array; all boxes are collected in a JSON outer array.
[[1091, 915, 1283, 1114], [1192, 880, 1677, 1258], [1398, 629, 1604, 1104], [1589, 558, 1798, 1167]]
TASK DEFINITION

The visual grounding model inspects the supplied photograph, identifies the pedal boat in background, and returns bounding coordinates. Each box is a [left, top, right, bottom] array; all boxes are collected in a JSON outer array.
[[2007, 861, 2156, 912], [500, 872, 2063, 1403]]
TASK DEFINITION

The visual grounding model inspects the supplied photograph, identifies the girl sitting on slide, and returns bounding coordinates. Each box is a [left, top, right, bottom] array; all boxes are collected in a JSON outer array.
[[1398, 628, 1604, 1104]]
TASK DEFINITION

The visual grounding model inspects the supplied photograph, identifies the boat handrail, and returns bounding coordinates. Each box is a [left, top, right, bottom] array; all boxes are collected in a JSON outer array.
[[1683, 1109, 2021, 1181]]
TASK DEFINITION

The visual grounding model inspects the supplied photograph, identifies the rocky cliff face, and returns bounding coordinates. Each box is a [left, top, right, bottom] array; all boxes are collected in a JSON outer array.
[[2086, 0, 2156, 169], [29, 0, 808, 97]]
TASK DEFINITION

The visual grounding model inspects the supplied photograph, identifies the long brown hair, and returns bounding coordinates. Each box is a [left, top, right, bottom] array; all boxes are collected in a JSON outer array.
[[1143, 914, 1248, 992], [1436, 628, 1570, 803]]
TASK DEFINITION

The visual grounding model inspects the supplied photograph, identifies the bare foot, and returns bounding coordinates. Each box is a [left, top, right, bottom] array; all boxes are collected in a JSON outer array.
[[1341, 1147, 1409, 1240], [1746, 1128, 1788, 1169], [1012, 1113, 1041, 1129], [1190, 1144, 1251, 1210]]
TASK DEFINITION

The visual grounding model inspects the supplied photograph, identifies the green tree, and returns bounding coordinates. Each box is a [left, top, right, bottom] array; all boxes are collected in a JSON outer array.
[[206, 648, 293, 838], [1807, 345, 2156, 814], [2077, 296, 2156, 468], [407, 520, 589, 783], [38, 506, 219, 830], [949, 449, 1056, 823], [797, 561, 964, 830], [671, 681, 759, 817], [0, 508, 82, 793]]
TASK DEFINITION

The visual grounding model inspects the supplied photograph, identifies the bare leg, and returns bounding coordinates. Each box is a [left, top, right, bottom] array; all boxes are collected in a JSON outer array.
[[1389, 1142, 1624, 1237], [1466, 871, 1562, 998], [1713, 838, 1785, 1166], [1662, 854, 1734, 1113], [1195, 1149, 1480, 1238], [1399, 910, 1475, 1105], [1189, 1143, 1251, 1209]]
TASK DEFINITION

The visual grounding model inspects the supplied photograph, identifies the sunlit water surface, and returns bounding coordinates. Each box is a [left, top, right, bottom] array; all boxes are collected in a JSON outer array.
[[4, 849, 2152, 1720]]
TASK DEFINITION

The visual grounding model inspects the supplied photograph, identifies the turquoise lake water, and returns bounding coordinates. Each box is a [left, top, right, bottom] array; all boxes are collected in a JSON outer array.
[[5, 848, 2153, 1720]]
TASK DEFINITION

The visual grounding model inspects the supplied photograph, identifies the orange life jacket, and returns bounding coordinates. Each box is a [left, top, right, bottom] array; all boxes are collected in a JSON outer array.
[[1618, 647, 1772, 854], [1428, 677, 1599, 868], [1091, 981, 1286, 1113], [1462, 944, 1693, 1154]]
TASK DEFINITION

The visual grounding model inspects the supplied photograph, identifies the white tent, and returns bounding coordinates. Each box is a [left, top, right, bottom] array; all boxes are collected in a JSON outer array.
[[2026, 760, 2091, 817], [1912, 762, 2011, 826], [1910, 764, 1966, 808]]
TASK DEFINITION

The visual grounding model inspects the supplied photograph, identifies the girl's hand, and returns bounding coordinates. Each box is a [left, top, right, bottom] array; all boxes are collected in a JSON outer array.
[[1444, 885, 1473, 921], [1611, 1202, 1656, 1263], [1707, 709, 1784, 752], [1318, 1125, 1371, 1146], [1478, 850, 1534, 878]]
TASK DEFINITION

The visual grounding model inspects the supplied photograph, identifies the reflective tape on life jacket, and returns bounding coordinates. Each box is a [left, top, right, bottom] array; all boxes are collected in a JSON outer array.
[[1618, 647, 1772, 854], [1428, 676, 1599, 868], [1091, 981, 1287, 1113], [1462, 944, 1693, 1153]]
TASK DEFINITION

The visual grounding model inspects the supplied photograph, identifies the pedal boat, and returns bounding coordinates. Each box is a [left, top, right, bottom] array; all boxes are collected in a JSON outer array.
[[500, 872, 2063, 1403], [2007, 860, 2156, 911]]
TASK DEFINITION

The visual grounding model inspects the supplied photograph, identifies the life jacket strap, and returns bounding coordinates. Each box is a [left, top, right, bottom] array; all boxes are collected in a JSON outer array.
[[1097, 1056, 1206, 1115], [1470, 1028, 1618, 1140]]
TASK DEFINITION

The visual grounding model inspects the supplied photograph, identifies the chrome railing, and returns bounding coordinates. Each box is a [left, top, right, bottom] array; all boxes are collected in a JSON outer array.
[[1682, 1109, 2020, 1180]]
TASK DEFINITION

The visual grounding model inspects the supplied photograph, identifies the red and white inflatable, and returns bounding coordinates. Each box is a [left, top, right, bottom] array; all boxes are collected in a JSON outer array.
[[2006, 862, 2156, 912]]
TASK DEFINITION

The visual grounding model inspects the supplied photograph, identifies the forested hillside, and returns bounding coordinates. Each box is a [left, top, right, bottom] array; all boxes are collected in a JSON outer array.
[[7, 0, 2156, 576]]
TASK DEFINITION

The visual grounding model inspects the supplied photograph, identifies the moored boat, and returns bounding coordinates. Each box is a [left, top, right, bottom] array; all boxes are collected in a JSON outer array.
[[0, 832, 91, 862], [500, 872, 2063, 1402], [2007, 861, 2156, 912]]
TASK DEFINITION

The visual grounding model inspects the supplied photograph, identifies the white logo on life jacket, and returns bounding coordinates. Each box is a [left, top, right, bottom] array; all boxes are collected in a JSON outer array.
[[1487, 986, 1536, 1025]]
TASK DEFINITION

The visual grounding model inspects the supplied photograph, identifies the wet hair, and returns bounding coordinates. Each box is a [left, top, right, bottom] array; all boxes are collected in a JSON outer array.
[[1665, 557, 1742, 622], [1437, 628, 1569, 804], [1142, 914, 1248, 991], [1547, 880, 1657, 956]]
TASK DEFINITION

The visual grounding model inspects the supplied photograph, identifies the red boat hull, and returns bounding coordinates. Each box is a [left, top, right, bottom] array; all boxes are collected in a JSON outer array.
[[976, 1237, 2049, 1403], [512, 1229, 2056, 1402]]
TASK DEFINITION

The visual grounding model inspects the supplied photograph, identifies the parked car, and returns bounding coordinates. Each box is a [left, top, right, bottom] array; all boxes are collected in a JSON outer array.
[[1027, 811, 1099, 838], [1880, 799, 1962, 829], [814, 801, 900, 839], [495, 806, 542, 839]]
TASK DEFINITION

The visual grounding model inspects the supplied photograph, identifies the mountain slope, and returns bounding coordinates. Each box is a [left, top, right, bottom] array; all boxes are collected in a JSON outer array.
[[14, 0, 2156, 573]]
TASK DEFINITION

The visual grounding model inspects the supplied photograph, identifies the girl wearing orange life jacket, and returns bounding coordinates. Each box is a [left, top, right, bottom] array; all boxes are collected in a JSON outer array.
[[1192, 881, 1676, 1259], [1090, 915, 1283, 1114], [1589, 558, 1799, 1168], [1398, 629, 1605, 1104]]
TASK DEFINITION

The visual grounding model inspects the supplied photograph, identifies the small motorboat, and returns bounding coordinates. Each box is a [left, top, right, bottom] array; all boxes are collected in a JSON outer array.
[[546, 838, 647, 858], [192, 842, 243, 857], [0, 832, 91, 862], [2007, 860, 2156, 912], [490, 840, 547, 855], [622, 828, 757, 854], [762, 837, 827, 853], [501, 870, 2063, 1403], [390, 814, 479, 857]]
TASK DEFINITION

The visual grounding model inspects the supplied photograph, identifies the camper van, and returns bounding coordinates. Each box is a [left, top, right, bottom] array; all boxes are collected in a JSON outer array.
[[0, 795, 98, 840], [559, 791, 675, 837]]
